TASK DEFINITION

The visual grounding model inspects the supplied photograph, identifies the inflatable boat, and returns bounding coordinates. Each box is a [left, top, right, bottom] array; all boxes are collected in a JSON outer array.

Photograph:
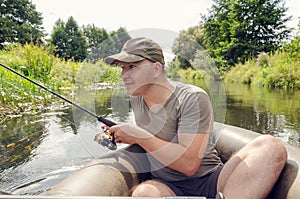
[[1, 123, 300, 199]]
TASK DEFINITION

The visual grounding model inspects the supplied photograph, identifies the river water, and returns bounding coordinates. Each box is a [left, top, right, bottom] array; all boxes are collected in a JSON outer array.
[[0, 81, 299, 195]]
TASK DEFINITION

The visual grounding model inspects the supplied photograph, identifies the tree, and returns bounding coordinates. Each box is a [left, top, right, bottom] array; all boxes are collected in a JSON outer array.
[[86, 27, 131, 62], [202, 0, 292, 68], [0, 0, 44, 49], [109, 27, 131, 53], [51, 17, 87, 61], [283, 21, 300, 61], [172, 26, 205, 69], [50, 19, 67, 58], [82, 24, 109, 52]]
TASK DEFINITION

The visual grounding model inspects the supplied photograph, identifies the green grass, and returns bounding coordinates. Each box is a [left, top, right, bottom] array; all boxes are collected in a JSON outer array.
[[0, 44, 58, 119], [0, 43, 121, 122]]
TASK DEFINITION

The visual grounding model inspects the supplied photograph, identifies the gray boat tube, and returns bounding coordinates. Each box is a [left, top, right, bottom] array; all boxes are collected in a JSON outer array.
[[42, 144, 150, 196], [42, 123, 300, 199], [214, 123, 300, 199]]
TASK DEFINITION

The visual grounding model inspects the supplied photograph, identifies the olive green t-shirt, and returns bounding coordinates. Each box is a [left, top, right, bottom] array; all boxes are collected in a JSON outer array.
[[131, 81, 222, 181]]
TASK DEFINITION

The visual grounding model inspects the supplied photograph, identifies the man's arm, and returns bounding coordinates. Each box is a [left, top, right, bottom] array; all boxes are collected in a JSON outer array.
[[110, 123, 209, 176], [137, 131, 209, 176]]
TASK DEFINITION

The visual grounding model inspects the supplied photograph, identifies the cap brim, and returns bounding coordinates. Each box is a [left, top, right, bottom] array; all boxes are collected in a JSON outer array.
[[104, 51, 145, 65]]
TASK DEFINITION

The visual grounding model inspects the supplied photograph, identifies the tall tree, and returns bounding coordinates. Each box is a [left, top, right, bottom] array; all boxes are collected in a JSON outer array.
[[202, 0, 292, 68], [50, 19, 67, 58], [86, 27, 131, 62], [0, 0, 44, 49], [82, 24, 109, 52], [172, 26, 205, 69], [51, 17, 87, 61]]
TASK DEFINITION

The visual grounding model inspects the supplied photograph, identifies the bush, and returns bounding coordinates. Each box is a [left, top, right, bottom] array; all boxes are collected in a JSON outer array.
[[2, 43, 56, 82], [225, 50, 300, 89], [75, 60, 121, 86], [0, 44, 80, 119], [178, 68, 204, 79]]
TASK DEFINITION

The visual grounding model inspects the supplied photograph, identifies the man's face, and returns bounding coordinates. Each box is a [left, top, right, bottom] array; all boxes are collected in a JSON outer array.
[[119, 60, 156, 96]]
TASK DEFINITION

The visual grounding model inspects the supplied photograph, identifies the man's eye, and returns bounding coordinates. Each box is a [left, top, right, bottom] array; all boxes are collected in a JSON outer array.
[[129, 65, 136, 69]]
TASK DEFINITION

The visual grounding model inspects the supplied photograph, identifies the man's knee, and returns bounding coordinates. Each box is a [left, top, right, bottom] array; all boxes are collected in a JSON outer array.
[[132, 183, 162, 197], [237, 135, 287, 165], [259, 135, 287, 157], [249, 135, 287, 165], [131, 180, 175, 197]]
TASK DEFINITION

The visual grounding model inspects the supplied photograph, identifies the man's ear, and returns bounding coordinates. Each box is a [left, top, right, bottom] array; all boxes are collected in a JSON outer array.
[[153, 62, 163, 78]]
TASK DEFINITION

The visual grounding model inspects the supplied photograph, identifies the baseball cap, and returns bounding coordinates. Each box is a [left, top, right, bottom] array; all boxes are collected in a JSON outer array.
[[104, 37, 165, 65]]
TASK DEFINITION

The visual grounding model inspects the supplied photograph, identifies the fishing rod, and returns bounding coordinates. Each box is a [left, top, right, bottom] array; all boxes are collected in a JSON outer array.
[[0, 63, 117, 150], [0, 63, 116, 126]]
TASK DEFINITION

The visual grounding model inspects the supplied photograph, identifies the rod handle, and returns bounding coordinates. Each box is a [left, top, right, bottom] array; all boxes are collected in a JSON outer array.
[[97, 116, 117, 127]]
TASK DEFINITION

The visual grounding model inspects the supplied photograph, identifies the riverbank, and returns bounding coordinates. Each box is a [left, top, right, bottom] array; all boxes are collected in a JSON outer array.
[[224, 40, 300, 89], [1, 43, 299, 124], [0, 44, 121, 123]]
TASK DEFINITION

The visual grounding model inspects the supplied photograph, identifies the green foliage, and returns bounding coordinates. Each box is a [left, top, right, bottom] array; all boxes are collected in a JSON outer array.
[[50, 60, 80, 88], [166, 58, 181, 79], [86, 28, 131, 62], [75, 60, 121, 86], [0, 0, 44, 49], [2, 43, 56, 82], [225, 50, 300, 89], [51, 17, 88, 61], [191, 49, 219, 78], [0, 44, 78, 118], [83, 24, 109, 52], [282, 35, 300, 61], [202, 0, 292, 68], [224, 17, 300, 89], [172, 27, 205, 69], [0, 44, 54, 116], [0, 44, 122, 121], [50, 17, 130, 63], [224, 59, 259, 84], [167, 57, 204, 80], [178, 68, 204, 80], [171, 28, 219, 79]]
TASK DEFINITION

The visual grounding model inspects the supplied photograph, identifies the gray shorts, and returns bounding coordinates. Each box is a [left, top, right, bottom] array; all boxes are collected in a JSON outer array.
[[153, 165, 223, 198]]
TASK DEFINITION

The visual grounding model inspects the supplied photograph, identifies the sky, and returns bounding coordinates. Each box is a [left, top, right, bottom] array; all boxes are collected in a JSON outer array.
[[32, 0, 300, 36]]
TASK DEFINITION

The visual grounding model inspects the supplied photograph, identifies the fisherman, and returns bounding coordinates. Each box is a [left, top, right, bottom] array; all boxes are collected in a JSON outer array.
[[104, 37, 287, 199]]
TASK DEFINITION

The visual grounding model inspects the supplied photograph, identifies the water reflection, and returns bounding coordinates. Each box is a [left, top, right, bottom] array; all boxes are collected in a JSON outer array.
[[223, 83, 300, 147], [71, 84, 133, 124], [0, 115, 47, 170], [185, 79, 299, 147], [0, 113, 98, 193], [0, 86, 134, 194]]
